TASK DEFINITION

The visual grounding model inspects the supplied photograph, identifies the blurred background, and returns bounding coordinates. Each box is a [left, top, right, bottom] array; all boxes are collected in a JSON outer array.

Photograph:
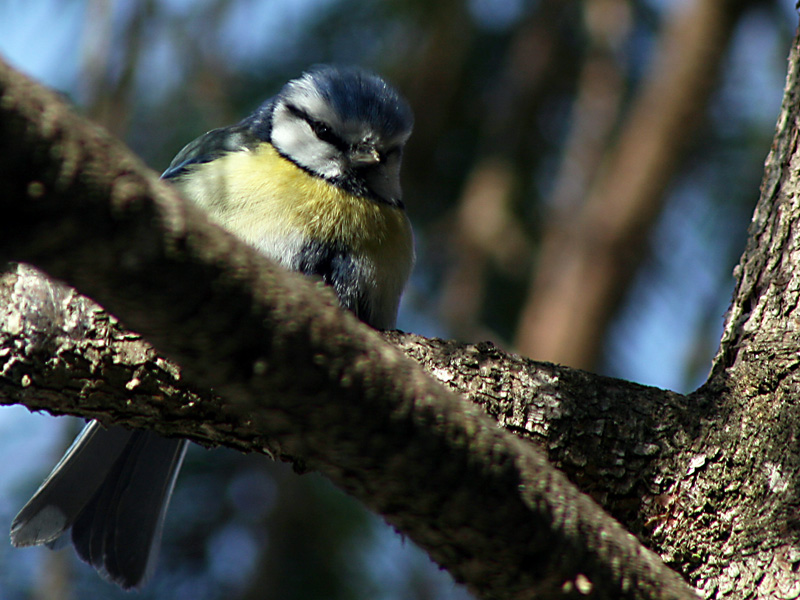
[[0, 0, 796, 598]]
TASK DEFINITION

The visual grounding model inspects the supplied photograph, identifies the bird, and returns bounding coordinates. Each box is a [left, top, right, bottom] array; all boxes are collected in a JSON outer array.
[[10, 65, 415, 589]]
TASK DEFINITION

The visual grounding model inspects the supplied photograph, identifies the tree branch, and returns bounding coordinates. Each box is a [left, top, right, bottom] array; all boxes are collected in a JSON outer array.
[[0, 57, 696, 599]]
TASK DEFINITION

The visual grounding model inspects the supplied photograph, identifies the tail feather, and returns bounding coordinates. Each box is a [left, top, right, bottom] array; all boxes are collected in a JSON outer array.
[[72, 432, 187, 588], [11, 422, 134, 546], [11, 421, 187, 589]]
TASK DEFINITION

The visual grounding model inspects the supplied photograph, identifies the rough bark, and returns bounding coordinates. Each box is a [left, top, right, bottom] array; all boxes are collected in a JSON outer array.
[[0, 56, 694, 599], [678, 28, 800, 597]]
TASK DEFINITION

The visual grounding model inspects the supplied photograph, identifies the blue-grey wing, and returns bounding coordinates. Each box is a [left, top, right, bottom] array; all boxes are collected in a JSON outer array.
[[160, 123, 258, 180], [161, 99, 274, 180]]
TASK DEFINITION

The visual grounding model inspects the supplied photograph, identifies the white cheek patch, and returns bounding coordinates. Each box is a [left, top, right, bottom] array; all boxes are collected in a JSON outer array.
[[271, 105, 345, 179], [285, 76, 343, 128]]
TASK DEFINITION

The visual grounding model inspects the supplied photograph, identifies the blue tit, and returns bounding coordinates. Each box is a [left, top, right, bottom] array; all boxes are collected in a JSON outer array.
[[10, 65, 415, 589], [165, 65, 415, 330]]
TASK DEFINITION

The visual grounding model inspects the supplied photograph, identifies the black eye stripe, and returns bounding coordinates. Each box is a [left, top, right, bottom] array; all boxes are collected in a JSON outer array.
[[282, 103, 407, 161], [285, 103, 348, 151], [284, 103, 308, 121]]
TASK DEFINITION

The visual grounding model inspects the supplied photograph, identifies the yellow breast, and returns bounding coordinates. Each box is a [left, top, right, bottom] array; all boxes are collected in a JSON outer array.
[[174, 141, 414, 281], [173, 141, 415, 328]]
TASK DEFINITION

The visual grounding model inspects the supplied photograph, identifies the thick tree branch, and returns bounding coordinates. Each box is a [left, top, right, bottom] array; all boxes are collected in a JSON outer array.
[[0, 265, 698, 531], [713, 25, 800, 380], [0, 57, 695, 598], [631, 29, 800, 598]]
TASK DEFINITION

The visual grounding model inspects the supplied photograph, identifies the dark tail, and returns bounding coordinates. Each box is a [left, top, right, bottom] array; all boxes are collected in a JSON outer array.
[[11, 421, 187, 589]]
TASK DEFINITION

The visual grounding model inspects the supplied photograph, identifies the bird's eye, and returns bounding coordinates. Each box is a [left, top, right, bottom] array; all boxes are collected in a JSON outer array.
[[284, 103, 346, 150], [309, 119, 342, 147]]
